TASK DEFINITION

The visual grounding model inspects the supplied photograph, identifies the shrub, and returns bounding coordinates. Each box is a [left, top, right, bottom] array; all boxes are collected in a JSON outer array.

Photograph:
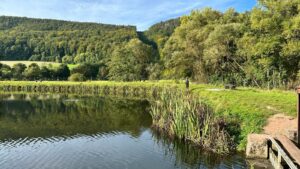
[[68, 73, 86, 82]]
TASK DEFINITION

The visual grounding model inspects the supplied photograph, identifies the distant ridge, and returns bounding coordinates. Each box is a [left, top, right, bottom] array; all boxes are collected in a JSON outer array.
[[0, 15, 139, 61], [0, 15, 136, 31]]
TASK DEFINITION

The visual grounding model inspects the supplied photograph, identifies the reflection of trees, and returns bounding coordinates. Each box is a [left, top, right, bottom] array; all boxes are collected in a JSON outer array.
[[151, 131, 245, 169], [0, 94, 151, 140]]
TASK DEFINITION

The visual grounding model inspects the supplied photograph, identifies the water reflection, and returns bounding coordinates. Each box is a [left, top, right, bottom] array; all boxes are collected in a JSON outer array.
[[0, 94, 247, 169], [0, 94, 151, 139], [151, 132, 247, 169]]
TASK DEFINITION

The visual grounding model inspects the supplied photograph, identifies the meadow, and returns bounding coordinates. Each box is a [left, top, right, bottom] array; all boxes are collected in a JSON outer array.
[[0, 61, 77, 70]]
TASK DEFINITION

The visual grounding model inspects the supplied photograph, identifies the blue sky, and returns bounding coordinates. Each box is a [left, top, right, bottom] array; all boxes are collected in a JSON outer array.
[[0, 0, 257, 30]]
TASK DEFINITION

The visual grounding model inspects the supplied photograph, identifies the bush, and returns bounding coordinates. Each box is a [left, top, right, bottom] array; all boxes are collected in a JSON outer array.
[[68, 73, 86, 82], [71, 63, 99, 80]]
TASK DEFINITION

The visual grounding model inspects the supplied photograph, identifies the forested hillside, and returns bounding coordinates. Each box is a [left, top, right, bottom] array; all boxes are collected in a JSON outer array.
[[144, 18, 180, 51], [0, 16, 177, 81], [1, 0, 300, 87], [0, 16, 138, 63]]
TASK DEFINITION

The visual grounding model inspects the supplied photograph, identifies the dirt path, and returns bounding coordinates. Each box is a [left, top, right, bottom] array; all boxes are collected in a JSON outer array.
[[263, 114, 297, 136]]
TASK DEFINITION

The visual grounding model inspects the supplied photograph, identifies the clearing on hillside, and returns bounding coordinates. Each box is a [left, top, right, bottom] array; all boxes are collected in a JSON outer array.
[[0, 61, 77, 69]]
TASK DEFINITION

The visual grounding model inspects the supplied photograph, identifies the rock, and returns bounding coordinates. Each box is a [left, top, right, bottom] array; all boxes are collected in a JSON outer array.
[[246, 134, 269, 159]]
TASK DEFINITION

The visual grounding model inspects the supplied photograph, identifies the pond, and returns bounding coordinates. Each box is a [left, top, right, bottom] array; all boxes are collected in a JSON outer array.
[[0, 94, 247, 169]]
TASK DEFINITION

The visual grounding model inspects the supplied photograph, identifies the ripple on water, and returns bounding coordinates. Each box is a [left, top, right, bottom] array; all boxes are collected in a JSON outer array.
[[0, 95, 248, 169], [0, 131, 248, 169]]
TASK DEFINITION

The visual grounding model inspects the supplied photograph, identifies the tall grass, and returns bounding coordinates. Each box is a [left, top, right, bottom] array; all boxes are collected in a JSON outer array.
[[150, 89, 234, 154]]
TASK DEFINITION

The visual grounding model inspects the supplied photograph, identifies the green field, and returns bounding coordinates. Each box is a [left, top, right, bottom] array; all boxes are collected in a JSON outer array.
[[0, 61, 77, 69], [0, 80, 297, 150]]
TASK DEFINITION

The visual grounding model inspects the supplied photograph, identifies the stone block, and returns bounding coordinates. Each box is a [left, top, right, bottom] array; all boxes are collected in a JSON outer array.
[[246, 134, 269, 159]]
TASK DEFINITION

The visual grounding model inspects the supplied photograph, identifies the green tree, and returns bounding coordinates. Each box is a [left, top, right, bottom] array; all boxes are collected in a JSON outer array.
[[68, 73, 86, 82], [55, 64, 70, 80], [40, 66, 53, 80], [203, 23, 245, 84], [12, 63, 27, 80], [62, 55, 74, 64], [97, 66, 109, 80], [71, 63, 99, 80], [0, 64, 12, 80], [24, 63, 41, 80], [108, 39, 154, 81]]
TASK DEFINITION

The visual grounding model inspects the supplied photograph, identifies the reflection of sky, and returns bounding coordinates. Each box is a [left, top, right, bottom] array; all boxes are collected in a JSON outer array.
[[0, 130, 247, 169], [0, 0, 257, 30]]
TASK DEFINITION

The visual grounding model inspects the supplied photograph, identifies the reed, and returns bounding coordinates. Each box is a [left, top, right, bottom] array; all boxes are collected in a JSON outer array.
[[150, 89, 234, 154]]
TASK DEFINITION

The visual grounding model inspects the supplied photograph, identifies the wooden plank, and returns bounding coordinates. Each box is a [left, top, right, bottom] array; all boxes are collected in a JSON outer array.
[[276, 135, 300, 166], [269, 147, 284, 169], [268, 136, 298, 169]]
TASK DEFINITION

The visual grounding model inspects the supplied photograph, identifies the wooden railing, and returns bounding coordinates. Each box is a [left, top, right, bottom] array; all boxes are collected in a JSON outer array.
[[268, 136, 299, 169]]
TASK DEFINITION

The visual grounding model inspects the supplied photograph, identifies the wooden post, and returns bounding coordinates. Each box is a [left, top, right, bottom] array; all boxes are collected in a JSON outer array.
[[296, 87, 300, 147]]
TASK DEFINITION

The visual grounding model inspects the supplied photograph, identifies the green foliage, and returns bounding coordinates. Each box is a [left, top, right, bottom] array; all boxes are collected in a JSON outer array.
[[12, 63, 26, 80], [40, 66, 52, 80], [97, 66, 109, 80], [146, 63, 163, 80], [161, 2, 300, 88], [0, 64, 12, 80], [2, 0, 300, 86], [71, 63, 99, 80], [150, 89, 233, 153], [23, 63, 41, 80], [108, 39, 154, 81], [62, 55, 74, 64], [0, 16, 137, 64], [144, 18, 180, 51], [55, 64, 70, 80], [68, 73, 86, 82]]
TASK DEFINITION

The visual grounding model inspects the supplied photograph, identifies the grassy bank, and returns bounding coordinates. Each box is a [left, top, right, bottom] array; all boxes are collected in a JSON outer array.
[[190, 85, 296, 149], [0, 80, 297, 150]]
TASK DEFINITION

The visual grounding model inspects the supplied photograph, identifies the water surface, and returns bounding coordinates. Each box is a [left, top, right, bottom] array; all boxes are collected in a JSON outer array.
[[0, 94, 247, 169]]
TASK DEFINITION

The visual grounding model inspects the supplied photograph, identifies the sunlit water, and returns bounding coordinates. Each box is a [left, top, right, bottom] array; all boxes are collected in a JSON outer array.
[[0, 94, 247, 169]]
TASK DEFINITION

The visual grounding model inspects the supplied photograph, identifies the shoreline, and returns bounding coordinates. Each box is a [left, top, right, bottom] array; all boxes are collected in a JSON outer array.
[[0, 80, 297, 151]]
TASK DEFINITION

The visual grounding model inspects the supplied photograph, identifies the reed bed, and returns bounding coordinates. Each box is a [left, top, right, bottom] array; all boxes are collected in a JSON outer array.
[[150, 89, 234, 154]]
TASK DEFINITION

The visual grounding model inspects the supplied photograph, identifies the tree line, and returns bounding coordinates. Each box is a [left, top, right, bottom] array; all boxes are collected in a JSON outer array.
[[1, 0, 300, 88], [0, 63, 107, 81], [159, 0, 300, 88]]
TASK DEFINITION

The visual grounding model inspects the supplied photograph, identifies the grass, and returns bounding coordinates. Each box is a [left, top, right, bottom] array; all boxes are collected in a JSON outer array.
[[0, 80, 297, 150], [150, 89, 233, 153], [190, 84, 297, 150], [0, 61, 77, 70]]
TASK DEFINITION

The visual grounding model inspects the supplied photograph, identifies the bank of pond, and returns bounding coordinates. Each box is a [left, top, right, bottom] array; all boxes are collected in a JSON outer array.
[[0, 93, 251, 169], [0, 82, 240, 152], [0, 81, 279, 168]]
